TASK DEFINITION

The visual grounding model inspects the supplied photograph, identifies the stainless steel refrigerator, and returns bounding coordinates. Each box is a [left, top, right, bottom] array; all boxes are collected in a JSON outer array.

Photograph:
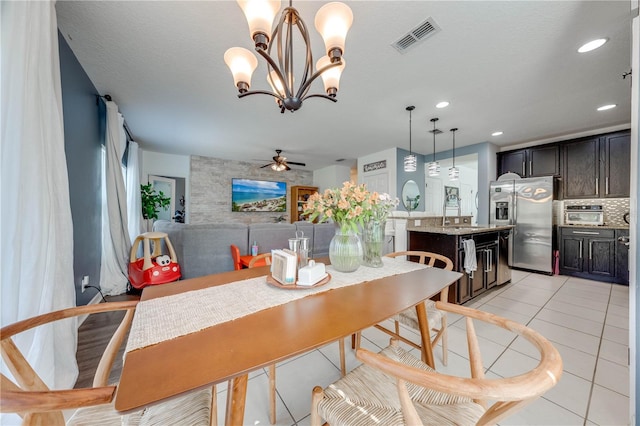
[[489, 176, 554, 274]]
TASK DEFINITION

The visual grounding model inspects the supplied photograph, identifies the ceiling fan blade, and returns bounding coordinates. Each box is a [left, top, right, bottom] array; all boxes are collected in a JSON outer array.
[[260, 163, 273, 168], [286, 161, 306, 167], [285, 164, 291, 171]]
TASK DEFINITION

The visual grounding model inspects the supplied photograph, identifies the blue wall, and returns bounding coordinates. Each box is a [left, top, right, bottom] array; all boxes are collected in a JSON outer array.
[[58, 32, 104, 305]]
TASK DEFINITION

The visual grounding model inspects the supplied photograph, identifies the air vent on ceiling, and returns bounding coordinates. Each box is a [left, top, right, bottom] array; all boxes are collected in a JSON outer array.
[[392, 17, 441, 53]]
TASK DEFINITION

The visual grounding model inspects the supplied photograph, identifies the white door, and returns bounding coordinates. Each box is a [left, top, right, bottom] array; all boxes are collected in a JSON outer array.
[[424, 176, 442, 215], [149, 175, 175, 222]]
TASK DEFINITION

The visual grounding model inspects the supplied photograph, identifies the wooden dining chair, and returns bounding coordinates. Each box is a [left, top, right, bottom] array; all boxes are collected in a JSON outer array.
[[311, 302, 563, 426], [351, 251, 454, 366], [248, 252, 272, 268], [1, 301, 217, 426], [230, 244, 242, 270]]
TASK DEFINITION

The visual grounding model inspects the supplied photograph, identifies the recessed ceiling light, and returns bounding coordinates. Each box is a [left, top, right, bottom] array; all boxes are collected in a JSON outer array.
[[597, 104, 616, 111], [435, 101, 449, 109], [492, 131, 503, 137], [578, 38, 607, 53]]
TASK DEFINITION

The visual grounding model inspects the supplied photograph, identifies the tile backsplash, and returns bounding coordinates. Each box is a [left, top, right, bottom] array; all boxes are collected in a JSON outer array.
[[556, 198, 630, 227]]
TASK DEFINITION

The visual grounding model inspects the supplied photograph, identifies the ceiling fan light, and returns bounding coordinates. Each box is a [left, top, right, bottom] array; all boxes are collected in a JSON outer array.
[[449, 166, 459, 181], [316, 56, 345, 95], [224, 47, 258, 91], [237, 0, 281, 41], [404, 154, 417, 172], [428, 161, 440, 177], [315, 2, 353, 59]]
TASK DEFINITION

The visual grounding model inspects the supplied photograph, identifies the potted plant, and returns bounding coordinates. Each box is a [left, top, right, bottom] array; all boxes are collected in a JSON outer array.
[[141, 183, 171, 230]]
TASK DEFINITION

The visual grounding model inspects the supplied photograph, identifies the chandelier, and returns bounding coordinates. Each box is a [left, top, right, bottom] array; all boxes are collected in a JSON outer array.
[[224, 0, 353, 113]]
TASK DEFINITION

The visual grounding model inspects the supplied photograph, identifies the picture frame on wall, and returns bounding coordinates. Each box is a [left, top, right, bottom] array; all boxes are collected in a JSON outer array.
[[231, 178, 287, 212]]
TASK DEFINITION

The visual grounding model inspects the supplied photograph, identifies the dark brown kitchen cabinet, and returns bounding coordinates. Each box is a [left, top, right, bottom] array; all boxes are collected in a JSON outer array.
[[616, 229, 630, 285], [559, 227, 625, 283], [498, 145, 560, 178], [601, 132, 631, 198], [562, 131, 630, 199], [563, 137, 600, 198], [458, 240, 498, 300]]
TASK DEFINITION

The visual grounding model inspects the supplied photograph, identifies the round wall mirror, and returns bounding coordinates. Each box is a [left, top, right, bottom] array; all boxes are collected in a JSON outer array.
[[402, 180, 421, 211]]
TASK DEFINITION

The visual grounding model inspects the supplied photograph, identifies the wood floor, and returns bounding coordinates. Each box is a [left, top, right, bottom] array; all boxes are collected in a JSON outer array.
[[74, 294, 140, 389]]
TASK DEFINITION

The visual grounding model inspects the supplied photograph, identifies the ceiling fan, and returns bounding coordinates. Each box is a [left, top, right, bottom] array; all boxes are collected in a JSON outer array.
[[260, 149, 306, 171]]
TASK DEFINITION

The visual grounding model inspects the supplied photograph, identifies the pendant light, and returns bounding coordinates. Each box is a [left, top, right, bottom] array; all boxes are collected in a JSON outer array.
[[427, 117, 440, 177], [404, 106, 417, 172], [449, 127, 460, 181]]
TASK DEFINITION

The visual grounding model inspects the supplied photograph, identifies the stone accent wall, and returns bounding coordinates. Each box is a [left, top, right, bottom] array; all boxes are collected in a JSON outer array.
[[190, 155, 314, 224]]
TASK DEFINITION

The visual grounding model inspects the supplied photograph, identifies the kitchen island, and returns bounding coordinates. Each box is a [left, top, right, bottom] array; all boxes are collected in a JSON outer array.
[[408, 225, 514, 303]]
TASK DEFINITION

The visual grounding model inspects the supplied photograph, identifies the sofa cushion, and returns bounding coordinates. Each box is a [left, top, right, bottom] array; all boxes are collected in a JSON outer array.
[[248, 223, 298, 254], [313, 222, 335, 258], [182, 224, 248, 279]]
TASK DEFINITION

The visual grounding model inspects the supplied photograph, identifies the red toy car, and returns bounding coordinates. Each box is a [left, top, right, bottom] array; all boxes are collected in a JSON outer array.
[[128, 231, 181, 290]]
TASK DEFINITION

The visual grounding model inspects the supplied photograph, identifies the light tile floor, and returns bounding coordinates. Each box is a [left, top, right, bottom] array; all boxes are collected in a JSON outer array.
[[214, 270, 631, 425]]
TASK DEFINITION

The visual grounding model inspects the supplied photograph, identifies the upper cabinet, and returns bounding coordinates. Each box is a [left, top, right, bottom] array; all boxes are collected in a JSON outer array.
[[498, 145, 560, 178], [600, 132, 631, 198], [497, 130, 630, 200], [563, 137, 600, 198], [563, 131, 630, 199]]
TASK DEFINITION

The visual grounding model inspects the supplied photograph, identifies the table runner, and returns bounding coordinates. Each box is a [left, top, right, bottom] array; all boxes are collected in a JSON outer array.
[[125, 257, 427, 353]]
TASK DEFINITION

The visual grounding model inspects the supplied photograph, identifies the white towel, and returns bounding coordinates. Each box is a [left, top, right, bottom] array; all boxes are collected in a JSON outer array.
[[463, 239, 477, 274]]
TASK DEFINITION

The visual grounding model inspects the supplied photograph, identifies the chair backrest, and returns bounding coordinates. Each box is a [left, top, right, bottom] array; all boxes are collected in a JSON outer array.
[[230, 244, 242, 270], [385, 251, 454, 301], [385, 250, 454, 271], [248, 253, 272, 268], [1, 301, 138, 425], [356, 302, 563, 425]]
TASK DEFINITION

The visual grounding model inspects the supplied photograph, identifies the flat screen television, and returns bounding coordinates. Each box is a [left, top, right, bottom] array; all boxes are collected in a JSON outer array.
[[231, 178, 287, 212]]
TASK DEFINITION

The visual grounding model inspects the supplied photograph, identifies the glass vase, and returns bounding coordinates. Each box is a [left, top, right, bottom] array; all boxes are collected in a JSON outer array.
[[362, 219, 385, 267], [329, 224, 363, 273]]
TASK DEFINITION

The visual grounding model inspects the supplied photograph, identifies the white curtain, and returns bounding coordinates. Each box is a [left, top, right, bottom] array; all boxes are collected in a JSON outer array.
[[126, 141, 143, 243], [1, 1, 78, 423], [99, 101, 130, 295]]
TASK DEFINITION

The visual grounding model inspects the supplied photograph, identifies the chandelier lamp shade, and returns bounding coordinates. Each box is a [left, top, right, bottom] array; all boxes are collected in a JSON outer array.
[[224, 0, 353, 113], [449, 127, 460, 181], [427, 117, 440, 177], [404, 106, 417, 172]]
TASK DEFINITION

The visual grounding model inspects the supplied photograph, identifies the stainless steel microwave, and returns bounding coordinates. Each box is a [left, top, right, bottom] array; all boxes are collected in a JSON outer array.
[[564, 205, 604, 226]]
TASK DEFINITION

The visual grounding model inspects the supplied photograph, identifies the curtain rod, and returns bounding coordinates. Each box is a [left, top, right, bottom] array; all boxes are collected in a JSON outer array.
[[96, 94, 134, 141]]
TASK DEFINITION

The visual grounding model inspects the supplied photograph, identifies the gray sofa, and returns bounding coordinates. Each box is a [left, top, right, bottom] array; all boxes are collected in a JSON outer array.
[[153, 220, 335, 279]]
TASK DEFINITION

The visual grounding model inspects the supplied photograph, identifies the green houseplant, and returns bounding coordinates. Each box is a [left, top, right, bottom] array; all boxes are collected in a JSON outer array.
[[140, 183, 171, 220]]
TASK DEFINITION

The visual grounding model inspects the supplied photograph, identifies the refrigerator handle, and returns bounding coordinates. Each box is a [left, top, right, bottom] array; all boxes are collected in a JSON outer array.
[[511, 191, 517, 225]]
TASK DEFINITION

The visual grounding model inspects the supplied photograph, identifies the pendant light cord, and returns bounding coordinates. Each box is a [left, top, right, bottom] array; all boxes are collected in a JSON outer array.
[[407, 106, 415, 154], [431, 117, 439, 162], [451, 128, 458, 167]]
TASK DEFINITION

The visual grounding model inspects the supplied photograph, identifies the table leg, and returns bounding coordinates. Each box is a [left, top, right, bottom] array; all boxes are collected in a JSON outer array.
[[415, 302, 435, 369], [225, 374, 248, 425]]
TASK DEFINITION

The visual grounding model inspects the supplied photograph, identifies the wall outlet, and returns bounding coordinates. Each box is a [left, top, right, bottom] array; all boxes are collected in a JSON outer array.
[[454, 217, 460, 224], [414, 219, 421, 226], [81, 275, 89, 293]]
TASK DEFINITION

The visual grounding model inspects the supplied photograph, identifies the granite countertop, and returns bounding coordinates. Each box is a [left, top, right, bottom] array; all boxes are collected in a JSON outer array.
[[407, 224, 514, 236], [559, 224, 629, 230]]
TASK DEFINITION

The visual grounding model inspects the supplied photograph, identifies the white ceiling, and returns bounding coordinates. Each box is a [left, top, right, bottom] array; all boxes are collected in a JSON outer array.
[[56, 1, 632, 171]]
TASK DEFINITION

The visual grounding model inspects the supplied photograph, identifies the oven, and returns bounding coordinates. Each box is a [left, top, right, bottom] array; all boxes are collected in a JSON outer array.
[[564, 205, 604, 226]]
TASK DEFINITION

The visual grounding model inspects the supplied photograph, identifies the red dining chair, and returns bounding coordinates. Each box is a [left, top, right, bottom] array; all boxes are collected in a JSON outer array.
[[230, 244, 242, 271]]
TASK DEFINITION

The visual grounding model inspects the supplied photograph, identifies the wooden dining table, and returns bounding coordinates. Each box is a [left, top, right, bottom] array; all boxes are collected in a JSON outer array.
[[114, 260, 462, 425]]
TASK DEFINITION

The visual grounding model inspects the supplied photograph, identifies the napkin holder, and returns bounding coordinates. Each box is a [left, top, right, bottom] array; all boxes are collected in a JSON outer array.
[[271, 249, 298, 285]]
